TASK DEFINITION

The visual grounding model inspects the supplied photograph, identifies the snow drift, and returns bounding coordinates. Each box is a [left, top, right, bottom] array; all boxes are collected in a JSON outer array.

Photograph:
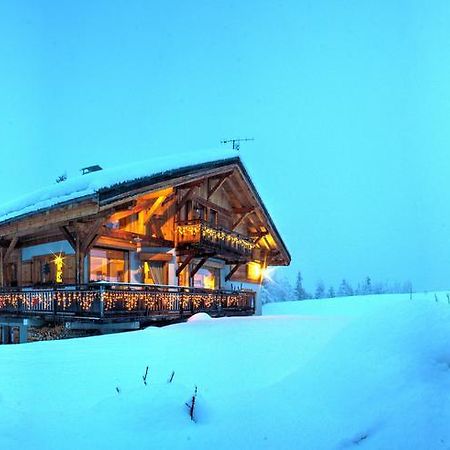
[[0, 291, 449, 449]]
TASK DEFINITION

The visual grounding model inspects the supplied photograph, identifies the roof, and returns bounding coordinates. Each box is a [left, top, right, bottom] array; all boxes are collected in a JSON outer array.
[[0, 149, 290, 262], [0, 149, 238, 224]]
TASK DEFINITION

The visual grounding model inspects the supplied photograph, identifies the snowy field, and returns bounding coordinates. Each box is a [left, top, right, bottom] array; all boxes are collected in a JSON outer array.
[[1, 291, 449, 449]]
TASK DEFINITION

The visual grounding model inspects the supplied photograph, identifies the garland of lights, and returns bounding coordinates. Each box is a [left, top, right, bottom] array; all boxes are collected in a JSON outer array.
[[0, 289, 254, 314], [177, 223, 255, 251]]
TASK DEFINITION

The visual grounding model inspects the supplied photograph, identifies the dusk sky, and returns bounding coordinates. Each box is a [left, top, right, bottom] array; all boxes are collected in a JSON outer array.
[[1, 0, 449, 292]]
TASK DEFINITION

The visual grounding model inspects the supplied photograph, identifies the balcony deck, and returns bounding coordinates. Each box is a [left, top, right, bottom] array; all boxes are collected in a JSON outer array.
[[176, 219, 255, 260], [0, 282, 255, 326]]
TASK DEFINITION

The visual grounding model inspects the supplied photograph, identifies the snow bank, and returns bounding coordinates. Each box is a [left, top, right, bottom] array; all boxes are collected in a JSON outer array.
[[1, 291, 449, 449], [188, 312, 213, 322], [0, 148, 238, 223]]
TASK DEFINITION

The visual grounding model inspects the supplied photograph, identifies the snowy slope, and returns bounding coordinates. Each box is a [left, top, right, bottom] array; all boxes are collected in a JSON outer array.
[[0, 148, 238, 223], [1, 291, 449, 449]]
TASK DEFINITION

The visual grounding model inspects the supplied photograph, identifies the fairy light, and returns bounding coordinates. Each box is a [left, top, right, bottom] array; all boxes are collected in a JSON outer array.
[[177, 222, 255, 253], [0, 285, 256, 316]]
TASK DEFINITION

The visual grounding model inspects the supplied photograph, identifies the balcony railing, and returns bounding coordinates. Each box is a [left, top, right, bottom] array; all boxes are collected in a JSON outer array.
[[176, 219, 255, 258], [0, 283, 255, 319]]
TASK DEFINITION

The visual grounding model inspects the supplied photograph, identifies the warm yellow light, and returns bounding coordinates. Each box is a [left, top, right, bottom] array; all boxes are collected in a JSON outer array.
[[204, 274, 216, 289], [247, 262, 266, 282], [53, 254, 64, 283]]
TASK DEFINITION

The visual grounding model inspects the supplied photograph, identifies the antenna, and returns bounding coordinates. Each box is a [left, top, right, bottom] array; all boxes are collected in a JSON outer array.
[[221, 138, 254, 151]]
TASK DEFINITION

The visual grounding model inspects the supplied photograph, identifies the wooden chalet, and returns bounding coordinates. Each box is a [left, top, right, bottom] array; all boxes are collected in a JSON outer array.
[[0, 150, 290, 336]]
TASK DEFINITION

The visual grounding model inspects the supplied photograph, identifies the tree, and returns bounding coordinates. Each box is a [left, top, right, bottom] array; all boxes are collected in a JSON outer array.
[[362, 276, 372, 295], [315, 280, 325, 299], [338, 279, 354, 297], [295, 271, 308, 300]]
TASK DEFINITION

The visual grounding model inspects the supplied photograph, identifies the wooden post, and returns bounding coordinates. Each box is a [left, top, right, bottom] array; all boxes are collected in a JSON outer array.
[[17, 248, 22, 287], [99, 284, 105, 318], [75, 234, 81, 285], [0, 247, 4, 288], [225, 263, 242, 282]]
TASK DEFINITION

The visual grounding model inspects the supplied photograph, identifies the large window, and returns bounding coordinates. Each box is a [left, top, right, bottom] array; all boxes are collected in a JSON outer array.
[[90, 248, 129, 282], [193, 267, 219, 289], [143, 260, 168, 285]]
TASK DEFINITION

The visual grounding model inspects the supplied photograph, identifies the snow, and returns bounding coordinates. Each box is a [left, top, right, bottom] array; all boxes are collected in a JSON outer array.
[[0, 149, 238, 223], [187, 312, 213, 322], [1, 291, 450, 449]]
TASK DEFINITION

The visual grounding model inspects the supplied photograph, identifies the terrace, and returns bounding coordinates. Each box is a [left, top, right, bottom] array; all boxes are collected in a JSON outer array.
[[0, 282, 255, 325]]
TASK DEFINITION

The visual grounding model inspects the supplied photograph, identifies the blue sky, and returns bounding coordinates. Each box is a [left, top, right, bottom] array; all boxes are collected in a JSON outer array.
[[0, 0, 449, 292]]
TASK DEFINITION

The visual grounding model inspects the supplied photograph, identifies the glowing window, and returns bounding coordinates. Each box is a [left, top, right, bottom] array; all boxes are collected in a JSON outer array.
[[90, 248, 129, 282]]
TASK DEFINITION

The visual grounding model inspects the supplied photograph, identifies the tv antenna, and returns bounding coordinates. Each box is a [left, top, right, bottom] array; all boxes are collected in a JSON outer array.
[[221, 137, 254, 151]]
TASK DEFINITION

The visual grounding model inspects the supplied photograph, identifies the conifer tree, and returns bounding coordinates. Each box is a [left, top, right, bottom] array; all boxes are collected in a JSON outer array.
[[315, 280, 325, 299], [295, 271, 307, 300], [338, 279, 354, 297]]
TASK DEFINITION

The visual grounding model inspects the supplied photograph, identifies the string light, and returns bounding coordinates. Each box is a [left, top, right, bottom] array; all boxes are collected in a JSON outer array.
[[0, 287, 255, 315], [177, 222, 255, 253]]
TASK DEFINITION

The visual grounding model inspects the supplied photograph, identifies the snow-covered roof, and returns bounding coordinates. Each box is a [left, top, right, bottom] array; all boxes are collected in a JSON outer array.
[[0, 149, 239, 224]]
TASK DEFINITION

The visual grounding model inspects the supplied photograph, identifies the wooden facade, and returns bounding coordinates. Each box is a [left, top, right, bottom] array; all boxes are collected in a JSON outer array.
[[0, 155, 290, 321]]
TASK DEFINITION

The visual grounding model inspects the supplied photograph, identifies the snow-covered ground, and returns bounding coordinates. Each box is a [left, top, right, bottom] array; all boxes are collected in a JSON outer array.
[[1, 291, 449, 449]]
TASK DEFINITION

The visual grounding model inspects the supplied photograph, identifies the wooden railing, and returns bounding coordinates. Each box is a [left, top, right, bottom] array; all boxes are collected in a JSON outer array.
[[0, 283, 255, 319], [176, 219, 255, 257]]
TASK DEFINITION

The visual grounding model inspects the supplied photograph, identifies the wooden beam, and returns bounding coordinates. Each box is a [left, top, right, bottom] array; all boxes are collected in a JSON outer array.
[[161, 192, 176, 207], [59, 226, 77, 251], [108, 208, 135, 222], [207, 172, 233, 199], [0, 200, 99, 239], [225, 263, 242, 282], [231, 209, 254, 231], [190, 257, 208, 279], [191, 196, 232, 217], [231, 207, 254, 214], [80, 218, 106, 254], [253, 233, 269, 246], [176, 179, 205, 190], [175, 186, 196, 214], [142, 195, 166, 224], [176, 254, 194, 277], [4, 236, 18, 263]]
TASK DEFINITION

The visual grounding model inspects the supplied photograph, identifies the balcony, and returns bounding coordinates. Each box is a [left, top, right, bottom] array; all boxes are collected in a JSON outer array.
[[0, 283, 255, 321], [176, 219, 255, 260]]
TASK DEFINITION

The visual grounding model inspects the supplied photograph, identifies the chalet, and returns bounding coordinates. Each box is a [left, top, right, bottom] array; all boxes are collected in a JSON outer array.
[[0, 150, 290, 340]]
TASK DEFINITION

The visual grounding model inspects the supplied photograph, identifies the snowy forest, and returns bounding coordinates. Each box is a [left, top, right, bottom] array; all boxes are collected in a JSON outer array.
[[260, 271, 414, 304]]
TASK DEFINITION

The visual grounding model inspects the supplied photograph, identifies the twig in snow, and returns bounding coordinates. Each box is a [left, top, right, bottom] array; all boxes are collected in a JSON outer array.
[[168, 370, 175, 383], [143, 366, 149, 385], [446, 293, 450, 305], [185, 386, 198, 422], [435, 294, 439, 303], [116, 387, 120, 394]]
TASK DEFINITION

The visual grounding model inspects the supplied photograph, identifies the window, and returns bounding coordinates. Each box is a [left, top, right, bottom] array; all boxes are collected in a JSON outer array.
[[143, 260, 168, 285], [193, 267, 219, 289], [193, 202, 205, 220], [182, 200, 192, 221], [209, 209, 218, 226], [90, 248, 129, 282]]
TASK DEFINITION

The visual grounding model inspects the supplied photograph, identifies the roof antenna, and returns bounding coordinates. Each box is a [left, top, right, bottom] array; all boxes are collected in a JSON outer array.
[[221, 138, 254, 151]]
